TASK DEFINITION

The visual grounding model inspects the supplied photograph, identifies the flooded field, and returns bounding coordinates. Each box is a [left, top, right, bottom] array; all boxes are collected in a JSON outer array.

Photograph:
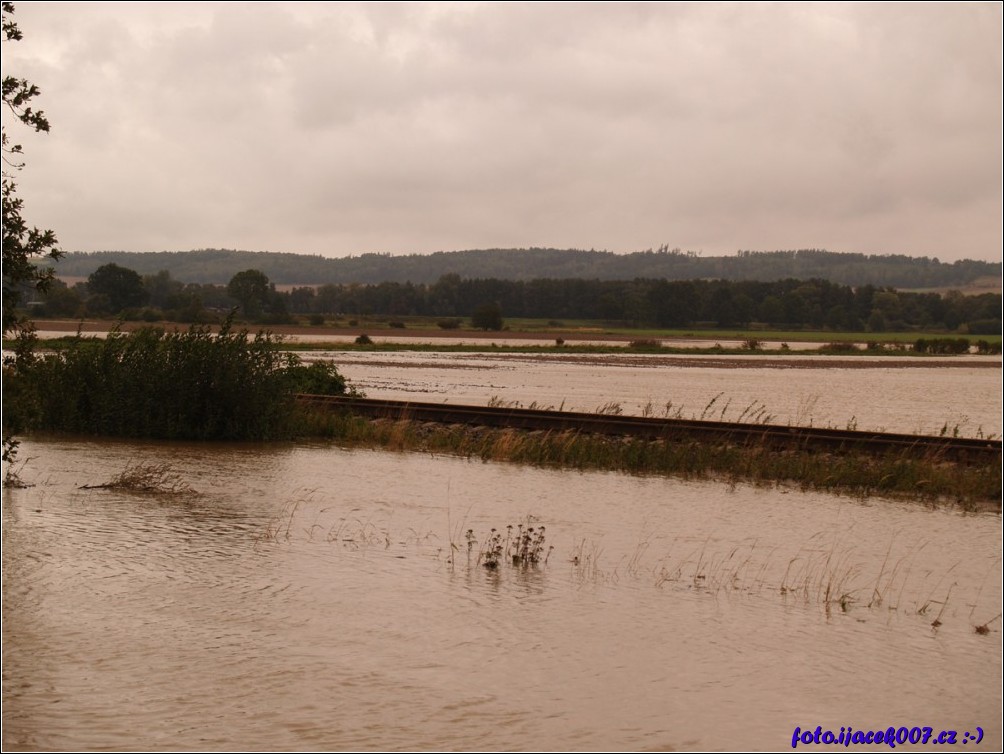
[[317, 351, 1002, 436], [3, 436, 1001, 751]]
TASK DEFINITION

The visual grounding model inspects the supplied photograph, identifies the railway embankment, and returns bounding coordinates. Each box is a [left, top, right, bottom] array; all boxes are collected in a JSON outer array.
[[294, 395, 1002, 510]]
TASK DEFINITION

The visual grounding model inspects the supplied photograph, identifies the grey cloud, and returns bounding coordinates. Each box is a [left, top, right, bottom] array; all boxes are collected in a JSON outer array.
[[5, 1, 1001, 260]]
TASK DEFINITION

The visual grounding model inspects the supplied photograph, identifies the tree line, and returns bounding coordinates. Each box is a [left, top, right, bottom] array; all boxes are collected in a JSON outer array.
[[50, 246, 1001, 289], [21, 264, 1002, 334]]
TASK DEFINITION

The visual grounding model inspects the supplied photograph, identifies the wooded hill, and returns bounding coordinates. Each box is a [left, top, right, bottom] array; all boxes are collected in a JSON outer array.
[[52, 247, 1000, 289]]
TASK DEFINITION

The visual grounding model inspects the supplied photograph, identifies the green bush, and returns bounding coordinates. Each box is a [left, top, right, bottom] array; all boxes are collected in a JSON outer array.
[[287, 360, 349, 395], [3, 320, 352, 441]]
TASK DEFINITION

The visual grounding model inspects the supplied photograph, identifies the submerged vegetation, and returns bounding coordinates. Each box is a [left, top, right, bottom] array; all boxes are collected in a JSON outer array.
[[247, 491, 997, 634], [2, 318, 352, 441], [296, 411, 1000, 510], [463, 521, 551, 569], [79, 461, 196, 495]]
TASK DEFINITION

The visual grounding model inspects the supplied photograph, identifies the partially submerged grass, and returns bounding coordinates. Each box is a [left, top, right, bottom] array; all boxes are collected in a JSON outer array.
[[79, 461, 197, 495], [249, 488, 997, 632], [295, 409, 1001, 510], [642, 532, 996, 632], [462, 519, 552, 570], [254, 493, 438, 550]]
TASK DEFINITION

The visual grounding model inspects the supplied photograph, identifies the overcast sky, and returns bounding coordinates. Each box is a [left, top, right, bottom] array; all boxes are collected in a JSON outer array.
[[4, 2, 1002, 262]]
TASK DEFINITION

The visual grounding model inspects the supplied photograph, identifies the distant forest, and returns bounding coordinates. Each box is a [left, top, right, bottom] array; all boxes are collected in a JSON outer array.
[[28, 266, 1002, 334], [51, 247, 1001, 289]]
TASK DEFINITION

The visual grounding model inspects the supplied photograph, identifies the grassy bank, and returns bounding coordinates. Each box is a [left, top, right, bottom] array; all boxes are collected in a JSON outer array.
[[295, 410, 1001, 511]]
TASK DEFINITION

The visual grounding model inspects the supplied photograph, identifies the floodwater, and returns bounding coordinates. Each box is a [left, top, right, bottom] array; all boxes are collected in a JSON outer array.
[[318, 350, 1003, 437], [3, 435, 1001, 751]]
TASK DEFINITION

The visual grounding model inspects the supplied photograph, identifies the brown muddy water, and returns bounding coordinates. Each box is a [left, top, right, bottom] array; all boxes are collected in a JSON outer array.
[[317, 351, 1003, 437], [3, 436, 1001, 751]]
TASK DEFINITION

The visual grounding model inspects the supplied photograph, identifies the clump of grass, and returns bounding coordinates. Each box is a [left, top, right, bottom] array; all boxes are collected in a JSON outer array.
[[596, 401, 624, 415], [974, 613, 1001, 635], [699, 392, 724, 420], [80, 462, 196, 495], [735, 399, 774, 424]]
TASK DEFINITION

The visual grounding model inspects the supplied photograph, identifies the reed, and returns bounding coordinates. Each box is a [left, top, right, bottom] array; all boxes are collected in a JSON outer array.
[[570, 538, 607, 583]]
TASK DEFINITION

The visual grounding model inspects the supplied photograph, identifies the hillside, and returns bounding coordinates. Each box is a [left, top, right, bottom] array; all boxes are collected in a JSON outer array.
[[51, 247, 1000, 289]]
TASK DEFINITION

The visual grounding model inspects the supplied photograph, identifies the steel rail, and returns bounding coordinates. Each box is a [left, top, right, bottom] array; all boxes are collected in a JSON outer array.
[[295, 394, 1002, 463]]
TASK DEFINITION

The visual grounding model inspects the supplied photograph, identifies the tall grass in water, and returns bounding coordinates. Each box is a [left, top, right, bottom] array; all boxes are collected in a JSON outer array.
[[298, 411, 1000, 509], [3, 317, 352, 441]]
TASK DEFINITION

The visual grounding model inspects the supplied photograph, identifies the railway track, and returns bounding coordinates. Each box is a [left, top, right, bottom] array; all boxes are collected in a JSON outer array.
[[295, 395, 1001, 464]]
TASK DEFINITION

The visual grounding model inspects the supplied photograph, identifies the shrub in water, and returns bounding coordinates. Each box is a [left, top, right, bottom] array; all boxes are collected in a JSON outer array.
[[3, 319, 351, 441]]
